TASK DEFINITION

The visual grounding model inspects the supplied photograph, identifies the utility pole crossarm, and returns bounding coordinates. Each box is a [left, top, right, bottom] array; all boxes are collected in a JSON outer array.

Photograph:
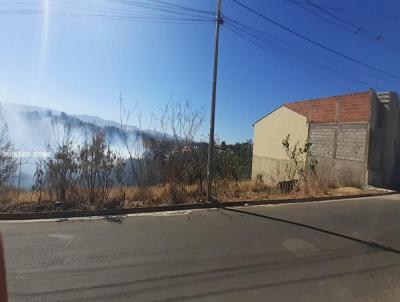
[[206, 0, 223, 201]]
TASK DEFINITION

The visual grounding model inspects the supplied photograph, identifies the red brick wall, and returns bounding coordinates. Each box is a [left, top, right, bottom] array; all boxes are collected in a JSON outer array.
[[283, 91, 371, 123]]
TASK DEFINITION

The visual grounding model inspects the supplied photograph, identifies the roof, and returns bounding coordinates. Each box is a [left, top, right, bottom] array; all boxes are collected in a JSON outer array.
[[254, 90, 374, 125], [252, 105, 284, 126]]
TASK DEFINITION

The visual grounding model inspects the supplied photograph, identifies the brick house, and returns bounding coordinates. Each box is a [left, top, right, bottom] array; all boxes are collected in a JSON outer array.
[[252, 90, 400, 188]]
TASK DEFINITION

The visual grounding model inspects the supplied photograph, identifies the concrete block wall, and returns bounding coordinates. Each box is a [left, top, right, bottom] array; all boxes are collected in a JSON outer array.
[[285, 92, 371, 186], [309, 124, 336, 157], [336, 124, 367, 162], [251, 90, 377, 187], [309, 123, 368, 186], [315, 158, 366, 186]]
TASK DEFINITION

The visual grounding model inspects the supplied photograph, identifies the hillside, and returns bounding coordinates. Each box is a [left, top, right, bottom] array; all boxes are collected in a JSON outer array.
[[1, 102, 142, 188]]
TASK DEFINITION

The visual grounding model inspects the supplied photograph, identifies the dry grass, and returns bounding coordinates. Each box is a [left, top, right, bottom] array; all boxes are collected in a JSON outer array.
[[3, 188, 35, 203], [108, 183, 206, 208], [213, 179, 377, 202], [0, 181, 381, 213], [327, 186, 365, 196]]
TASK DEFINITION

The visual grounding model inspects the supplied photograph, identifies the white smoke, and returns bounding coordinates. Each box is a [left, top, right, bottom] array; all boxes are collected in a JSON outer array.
[[0, 102, 144, 188]]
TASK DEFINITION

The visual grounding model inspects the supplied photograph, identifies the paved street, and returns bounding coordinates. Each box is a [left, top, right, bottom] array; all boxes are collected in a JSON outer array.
[[2, 194, 400, 302]]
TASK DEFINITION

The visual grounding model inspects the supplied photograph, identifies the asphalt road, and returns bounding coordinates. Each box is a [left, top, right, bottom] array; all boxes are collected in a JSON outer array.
[[2, 194, 400, 302]]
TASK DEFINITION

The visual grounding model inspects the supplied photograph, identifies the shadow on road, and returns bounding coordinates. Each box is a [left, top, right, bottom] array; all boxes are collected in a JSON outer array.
[[13, 247, 400, 299], [144, 262, 400, 302], [10, 204, 400, 301], [220, 206, 400, 255]]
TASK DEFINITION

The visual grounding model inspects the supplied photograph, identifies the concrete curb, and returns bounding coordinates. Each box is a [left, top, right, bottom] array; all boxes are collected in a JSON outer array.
[[0, 191, 396, 221]]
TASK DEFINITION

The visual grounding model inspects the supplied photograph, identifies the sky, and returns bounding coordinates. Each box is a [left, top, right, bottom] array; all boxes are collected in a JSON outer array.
[[0, 0, 399, 143]]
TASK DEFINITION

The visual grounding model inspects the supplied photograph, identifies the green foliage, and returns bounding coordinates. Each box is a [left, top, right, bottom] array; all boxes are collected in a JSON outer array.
[[140, 138, 253, 195], [214, 140, 253, 181], [281, 134, 317, 182]]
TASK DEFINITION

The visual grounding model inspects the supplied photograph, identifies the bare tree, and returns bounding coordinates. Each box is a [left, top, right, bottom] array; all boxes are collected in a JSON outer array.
[[119, 95, 141, 186], [44, 122, 78, 203], [0, 105, 17, 192], [77, 131, 124, 208], [36, 122, 125, 208], [280, 134, 316, 192], [152, 100, 205, 195], [119, 95, 157, 200], [32, 160, 45, 203]]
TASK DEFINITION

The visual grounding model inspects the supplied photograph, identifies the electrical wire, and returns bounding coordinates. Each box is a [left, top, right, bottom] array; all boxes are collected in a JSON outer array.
[[0, 0, 215, 23], [103, 0, 213, 19], [282, 0, 400, 20], [0, 9, 213, 24], [225, 24, 350, 90], [140, 0, 214, 16], [293, 0, 400, 55], [225, 20, 386, 90], [0, 0, 396, 88], [230, 0, 400, 81]]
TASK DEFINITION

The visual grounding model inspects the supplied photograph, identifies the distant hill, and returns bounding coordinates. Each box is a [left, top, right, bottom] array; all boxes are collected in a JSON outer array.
[[0, 102, 145, 188]]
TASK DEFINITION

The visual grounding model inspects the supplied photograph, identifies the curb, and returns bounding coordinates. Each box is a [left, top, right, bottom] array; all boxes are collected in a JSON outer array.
[[0, 191, 396, 221]]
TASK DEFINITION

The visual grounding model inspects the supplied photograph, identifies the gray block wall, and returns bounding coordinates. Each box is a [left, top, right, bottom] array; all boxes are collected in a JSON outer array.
[[309, 123, 368, 186], [309, 125, 336, 158]]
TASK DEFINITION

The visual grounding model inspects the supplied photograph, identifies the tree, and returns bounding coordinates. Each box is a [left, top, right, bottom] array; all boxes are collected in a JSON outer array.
[[119, 95, 140, 186], [154, 100, 205, 193], [0, 105, 17, 191], [32, 161, 45, 203], [119, 95, 157, 200], [280, 134, 316, 192], [45, 122, 78, 203], [77, 131, 124, 208], [35, 124, 125, 208], [213, 141, 253, 182]]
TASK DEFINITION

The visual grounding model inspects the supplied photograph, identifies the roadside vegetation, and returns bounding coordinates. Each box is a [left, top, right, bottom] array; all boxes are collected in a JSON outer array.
[[0, 101, 377, 213]]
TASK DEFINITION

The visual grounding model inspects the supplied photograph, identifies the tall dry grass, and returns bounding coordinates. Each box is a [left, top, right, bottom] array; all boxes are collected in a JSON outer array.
[[0, 178, 370, 212]]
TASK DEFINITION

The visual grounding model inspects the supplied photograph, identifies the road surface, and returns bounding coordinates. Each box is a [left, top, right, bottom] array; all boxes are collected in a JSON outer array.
[[2, 194, 400, 301]]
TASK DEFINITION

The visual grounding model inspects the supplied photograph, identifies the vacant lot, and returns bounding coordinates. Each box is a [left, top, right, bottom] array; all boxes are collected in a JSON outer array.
[[0, 183, 383, 213]]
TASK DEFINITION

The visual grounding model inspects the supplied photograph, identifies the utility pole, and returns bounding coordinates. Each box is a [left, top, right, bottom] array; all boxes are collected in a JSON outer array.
[[207, 0, 223, 201], [16, 158, 22, 203]]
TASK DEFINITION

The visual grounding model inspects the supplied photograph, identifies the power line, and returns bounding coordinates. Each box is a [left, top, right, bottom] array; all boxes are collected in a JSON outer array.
[[282, 0, 400, 20], [225, 24, 346, 89], [225, 16, 333, 61], [225, 20, 385, 90], [293, 2, 355, 32], [230, 0, 400, 81], [225, 16, 395, 88], [294, 0, 400, 55], [0, 0, 215, 17], [143, 0, 214, 16], [0, 0, 215, 24], [0, 0, 215, 23], [303, 0, 361, 30], [103, 0, 213, 19], [1, 0, 203, 18], [0, 9, 214, 23]]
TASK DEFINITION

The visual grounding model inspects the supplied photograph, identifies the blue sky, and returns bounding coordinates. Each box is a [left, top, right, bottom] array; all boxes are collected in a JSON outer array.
[[0, 0, 399, 143]]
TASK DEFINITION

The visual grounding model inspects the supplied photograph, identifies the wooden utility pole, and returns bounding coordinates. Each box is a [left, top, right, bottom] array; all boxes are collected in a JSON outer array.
[[206, 0, 223, 201], [16, 158, 22, 203]]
